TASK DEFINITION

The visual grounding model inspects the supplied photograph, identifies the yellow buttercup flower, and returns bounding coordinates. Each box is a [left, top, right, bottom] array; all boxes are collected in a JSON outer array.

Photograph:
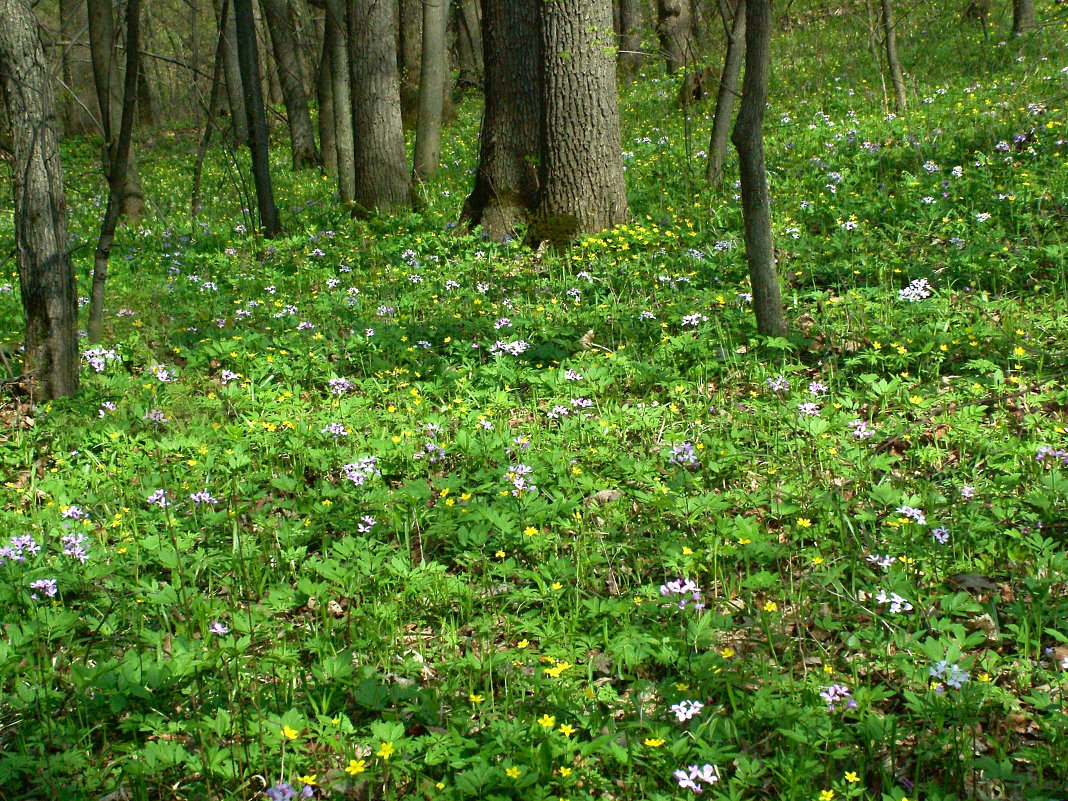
[[505, 766, 521, 779], [558, 724, 575, 737], [345, 759, 366, 776], [281, 725, 300, 741], [377, 741, 394, 760], [844, 771, 859, 783], [537, 714, 556, 728], [643, 738, 665, 747]]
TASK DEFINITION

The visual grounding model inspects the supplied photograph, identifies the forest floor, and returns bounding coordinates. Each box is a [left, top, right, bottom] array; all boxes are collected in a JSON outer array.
[[2, 8, 1068, 801]]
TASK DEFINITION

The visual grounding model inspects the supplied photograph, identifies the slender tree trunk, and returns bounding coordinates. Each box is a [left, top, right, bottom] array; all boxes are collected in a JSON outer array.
[[618, 0, 644, 79], [347, 0, 410, 213], [460, 0, 541, 239], [325, 0, 354, 202], [87, 0, 144, 220], [317, 22, 337, 177], [0, 0, 79, 399], [881, 0, 906, 114], [731, 0, 785, 337], [656, 0, 693, 73], [1012, 0, 1036, 33], [136, 61, 159, 126], [454, 0, 482, 89], [216, 0, 250, 144], [88, 0, 141, 343], [261, 0, 320, 167], [193, 9, 229, 221], [414, 0, 449, 181], [706, 0, 744, 185], [234, 0, 282, 235], [529, 0, 628, 246], [398, 0, 421, 127]]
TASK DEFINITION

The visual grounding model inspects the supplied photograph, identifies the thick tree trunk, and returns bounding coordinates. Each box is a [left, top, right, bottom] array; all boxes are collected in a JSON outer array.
[[453, 0, 482, 89], [234, 0, 282, 235], [262, 0, 320, 167], [731, 0, 785, 337], [460, 0, 541, 239], [414, 0, 449, 181], [529, 0, 628, 246], [656, 0, 693, 73], [193, 10, 229, 221], [0, 0, 79, 399], [706, 0, 744, 186], [86, 0, 144, 220], [881, 0, 906, 114], [1012, 0, 1036, 33], [347, 0, 410, 213], [216, 0, 250, 144], [317, 22, 337, 177], [88, 0, 140, 343], [618, 0, 644, 79], [325, 0, 354, 202], [398, 0, 421, 127]]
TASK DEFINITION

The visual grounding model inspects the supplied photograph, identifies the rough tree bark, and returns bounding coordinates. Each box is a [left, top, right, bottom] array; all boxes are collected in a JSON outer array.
[[453, 0, 482, 89], [656, 0, 694, 73], [317, 22, 337, 177], [706, 0, 745, 186], [731, 0, 784, 337], [617, 0, 644, 79], [234, 0, 282, 235], [529, 0, 628, 246], [216, 0, 250, 144], [1012, 0, 1036, 33], [398, 0, 421, 127], [261, 0, 321, 167], [87, 0, 144, 220], [0, 0, 79, 398], [325, 0, 354, 202], [347, 0, 410, 213], [88, 0, 141, 343], [414, 0, 450, 182], [460, 0, 541, 239], [881, 0, 906, 114], [193, 6, 229, 221]]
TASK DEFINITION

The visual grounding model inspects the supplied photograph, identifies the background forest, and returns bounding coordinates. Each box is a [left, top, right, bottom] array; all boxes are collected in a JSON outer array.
[[1, 1, 1068, 800]]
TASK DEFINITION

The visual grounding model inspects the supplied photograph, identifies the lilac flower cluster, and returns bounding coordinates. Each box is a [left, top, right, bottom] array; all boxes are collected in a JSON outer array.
[[682, 312, 708, 327], [930, 660, 970, 690], [931, 526, 950, 545], [189, 490, 219, 507], [357, 515, 376, 534], [670, 699, 704, 722], [767, 375, 790, 394], [321, 422, 349, 438], [62, 505, 88, 520], [674, 764, 719, 793], [875, 589, 914, 614], [660, 578, 704, 611], [61, 532, 90, 563], [896, 506, 927, 525], [819, 683, 857, 712], [151, 366, 175, 382], [146, 489, 171, 508], [1036, 445, 1068, 467], [265, 781, 313, 800], [342, 457, 380, 486], [669, 442, 699, 468], [489, 339, 530, 357], [209, 621, 229, 635], [0, 534, 40, 565], [898, 277, 933, 302], [98, 401, 117, 418], [84, 346, 120, 372], [505, 464, 536, 497], [29, 578, 58, 600], [220, 370, 241, 383], [849, 419, 876, 439], [328, 377, 354, 395], [414, 439, 446, 463], [798, 402, 820, 417], [546, 405, 571, 419], [143, 409, 169, 425]]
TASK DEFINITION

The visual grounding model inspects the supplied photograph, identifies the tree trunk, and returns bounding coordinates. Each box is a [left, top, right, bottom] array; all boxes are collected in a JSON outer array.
[[1012, 0, 1036, 33], [706, 0, 744, 185], [216, 0, 250, 144], [325, 0, 354, 202], [317, 21, 337, 177], [618, 0, 644, 79], [453, 0, 482, 89], [529, 0, 628, 246], [398, 0, 421, 127], [414, 0, 449, 182], [880, 0, 906, 114], [193, 8, 229, 221], [656, 0, 693, 73], [460, 0, 541, 239], [86, 0, 144, 220], [0, 0, 79, 399], [234, 0, 282, 235], [88, 0, 140, 343], [136, 61, 159, 126], [347, 0, 410, 213], [731, 0, 785, 338], [261, 0, 320, 167]]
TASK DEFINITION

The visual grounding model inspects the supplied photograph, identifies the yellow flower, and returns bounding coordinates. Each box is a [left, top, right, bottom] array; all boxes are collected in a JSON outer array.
[[551, 582, 563, 591], [797, 518, 812, 528], [524, 526, 538, 536], [538, 714, 556, 728], [820, 791, 835, 801], [281, 725, 300, 741], [297, 774, 316, 785], [643, 738, 665, 747], [345, 759, 366, 776], [720, 647, 735, 659], [844, 771, 859, 783], [435, 782, 445, 790], [469, 693, 484, 703], [763, 600, 778, 613], [377, 741, 394, 760], [505, 766, 521, 779], [517, 639, 530, 649], [558, 724, 575, 737]]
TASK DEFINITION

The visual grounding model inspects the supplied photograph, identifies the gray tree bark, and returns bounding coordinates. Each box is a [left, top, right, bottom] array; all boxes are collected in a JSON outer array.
[[731, 0, 785, 337], [262, 0, 321, 167], [881, 0, 906, 114], [87, 0, 144, 220], [414, 0, 449, 181], [1012, 0, 1036, 33], [460, 0, 541, 239], [617, 0, 644, 79], [529, 0, 628, 245], [453, 0, 482, 89], [656, 0, 694, 73], [317, 22, 337, 177], [0, 0, 79, 399], [216, 0, 250, 144], [325, 0, 354, 202], [347, 0, 410, 213], [706, 0, 744, 185], [398, 0, 421, 127], [234, 0, 282, 235]]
